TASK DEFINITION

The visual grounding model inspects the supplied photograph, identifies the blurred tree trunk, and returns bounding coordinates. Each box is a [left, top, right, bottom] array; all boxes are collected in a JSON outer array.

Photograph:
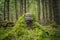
[[20, 0, 23, 16], [49, 0, 54, 23], [4, 0, 10, 21], [43, 0, 47, 24], [7, 0, 10, 21], [23, 0, 26, 13], [52, 0, 59, 24], [46, 0, 50, 24], [42, 0, 46, 24], [15, 0, 18, 20], [38, 0, 40, 23], [4, 0, 5, 20], [27, 0, 29, 12], [42, 0, 53, 24], [11, 14, 13, 22], [57, 0, 60, 24], [0, 13, 3, 22], [34, 0, 36, 14]]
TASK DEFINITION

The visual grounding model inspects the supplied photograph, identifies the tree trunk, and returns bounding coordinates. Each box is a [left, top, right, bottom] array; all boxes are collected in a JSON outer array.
[[26, 0, 29, 12], [7, 0, 10, 21], [4, 0, 6, 20], [42, 0, 46, 24], [23, 0, 26, 13], [52, 0, 59, 24], [46, 0, 50, 24], [15, 0, 18, 20], [20, 0, 23, 16], [49, 0, 54, 23], [4, 0, 10, 21], [38, 0, 40, 23]]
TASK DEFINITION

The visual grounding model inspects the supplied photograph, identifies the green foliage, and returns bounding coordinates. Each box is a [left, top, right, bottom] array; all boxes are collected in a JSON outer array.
[[0, 14, 60, 40], [0, 27, 13, 40]]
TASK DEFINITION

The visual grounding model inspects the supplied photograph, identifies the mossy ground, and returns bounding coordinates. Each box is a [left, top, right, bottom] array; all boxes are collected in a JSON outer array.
[[0, 14, 60, 40]]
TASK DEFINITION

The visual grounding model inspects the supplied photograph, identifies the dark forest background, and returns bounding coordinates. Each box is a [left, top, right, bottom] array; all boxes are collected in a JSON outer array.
[[0, 0, 60, 24]]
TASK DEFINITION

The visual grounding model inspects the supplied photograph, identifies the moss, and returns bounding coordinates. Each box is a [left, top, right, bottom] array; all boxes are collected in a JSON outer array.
[[0, 20, 14, 29], [0, 14, 60, 40]]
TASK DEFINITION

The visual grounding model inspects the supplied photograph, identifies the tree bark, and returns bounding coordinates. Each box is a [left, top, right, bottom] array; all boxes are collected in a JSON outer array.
[[23, 0, 26, 13], [4, 0, 6, 20], [27, 0, 29, 12], [46, 0, 50, 24], [52, 0, 59, 24], [38, 0, 40, 23], [20, 0, 23, 16], [15, 0, 18, 20], [7, 0, 10, 21], [4, 0, 10, 21], [49, 0, 54, 23]]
